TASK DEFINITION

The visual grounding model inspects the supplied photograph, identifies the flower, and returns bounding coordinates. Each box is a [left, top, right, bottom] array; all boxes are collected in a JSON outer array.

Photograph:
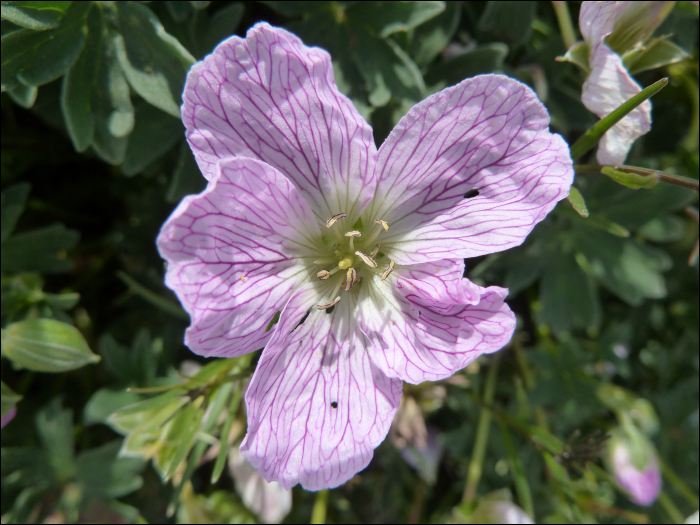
[[608, 428, 662, 506], [577, 1, 672, 164], [1, 406, 17, 429], [158, 23, 573, 490]]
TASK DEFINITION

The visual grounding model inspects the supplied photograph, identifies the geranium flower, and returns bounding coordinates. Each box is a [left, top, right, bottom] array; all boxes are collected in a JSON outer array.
[[157, 23, 573, 490], [608, 429, 662, 506], [577, 1, 668, 164]]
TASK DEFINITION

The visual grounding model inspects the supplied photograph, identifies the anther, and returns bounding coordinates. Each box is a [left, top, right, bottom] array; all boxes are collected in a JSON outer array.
[[326, 213, 347, 228], [369, 244, 380, 258], [355, 250, 377, 269], [374, 219, 389, 231], [381, 260, 395, 281], [317, 296, 341, 310], [344, 230, 362, 237], [344, 268, 357, 291], [317, 270, 330, 280]]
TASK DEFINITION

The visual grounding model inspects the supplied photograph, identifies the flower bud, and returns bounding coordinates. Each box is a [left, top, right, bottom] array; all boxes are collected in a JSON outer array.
[[469, 500, 534, 524], [1, 406, 17, 429], [607, 428, 662, 506], [605, 1, 675, 55]]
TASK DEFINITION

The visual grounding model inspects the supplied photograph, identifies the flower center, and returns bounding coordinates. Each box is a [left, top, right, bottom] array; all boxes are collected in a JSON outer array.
[[314, 213, 395, 310]]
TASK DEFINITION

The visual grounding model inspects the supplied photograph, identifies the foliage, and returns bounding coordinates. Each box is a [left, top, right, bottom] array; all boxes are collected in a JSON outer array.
[[1, 1, 698, 523]]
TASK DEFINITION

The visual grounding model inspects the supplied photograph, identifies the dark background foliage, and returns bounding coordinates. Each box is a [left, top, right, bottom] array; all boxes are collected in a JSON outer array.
[[1, 1, 698, 523]]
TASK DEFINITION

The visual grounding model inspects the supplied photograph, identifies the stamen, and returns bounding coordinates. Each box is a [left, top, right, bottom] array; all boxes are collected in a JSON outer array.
[[374, 219, 389, 231], [369, 244, 380, 259], [317, 270, 330, 280], [326, 213, 347, 228], [317, 296, 341, 310], [381, 260, 395, 281], [344, 230, 362, 237], [355, 250, 378, 269], [344, 268, 357, 291]]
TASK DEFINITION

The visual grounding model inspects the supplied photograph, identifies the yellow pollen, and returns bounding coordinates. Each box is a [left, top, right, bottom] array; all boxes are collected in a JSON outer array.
[[326, 213, 347, 228], [338, 257, 353, 270], [374, 219, 389, 231], [355, 251, 377, 269], [369, 244, 380, 258], [344, 230, 362, 237], [317, 270, 330, 280], [381, 260, 395, 281]]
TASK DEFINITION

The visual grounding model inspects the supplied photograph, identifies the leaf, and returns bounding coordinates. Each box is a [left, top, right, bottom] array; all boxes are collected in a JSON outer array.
[[114, 1, 195, 117], [259, 1, 317, 17], [1, 1, 89, 91], [35, 398, 75, 480], [1, 380, 22, 420], [574, 229, 671, 306], [198, 2, 244, 56], [478, 1, 536, 48], [600, 166, 659, 189], [1, 182, 30, 243], [350, 27, 424, 107], [75, 441, 144, 501], [567, 187, 589, 218], [409, 0, 460, 68], [347, 1, 445, 38], [625, 36, 691, 75], [84, 388, 142, 425], [2, 318, 100, 372], [121, 101, 182, 175], [6, 82, 37, 107], [166, 140, 207, 203], [1, 1, 72, 31], [1, 223, 79, 273], [569, 77, 668, 161], [424, 43, 509, 87], [166, 0, 191, 23], [538, 250, 601, 334], [60, 3, 103, 152], [637, 215, 685, 243], [556, 41, 590, 75]]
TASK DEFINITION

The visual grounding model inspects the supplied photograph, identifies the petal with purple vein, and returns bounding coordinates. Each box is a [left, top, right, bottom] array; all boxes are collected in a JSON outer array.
[[182, 23, 377, 222], [366, 75, 573, 265], [157, 157, 323, 358]]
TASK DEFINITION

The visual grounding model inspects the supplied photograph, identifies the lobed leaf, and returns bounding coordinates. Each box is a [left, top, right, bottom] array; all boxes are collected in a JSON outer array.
[[1, 1, 73, 31]]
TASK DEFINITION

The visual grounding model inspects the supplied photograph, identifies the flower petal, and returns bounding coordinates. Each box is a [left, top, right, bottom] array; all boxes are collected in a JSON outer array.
[[579, 1, 622, 44], [157, 157, 322, 358], [358, 261, 516, 383], [365, 74, 572, 265], [182, 22, 377, 222], [240, 283, 402, 490]]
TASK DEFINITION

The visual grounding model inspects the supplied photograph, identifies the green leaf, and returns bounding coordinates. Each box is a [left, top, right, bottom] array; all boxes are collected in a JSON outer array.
[[425, 43, 508, 87], [6, 82, 37, 107], [624, 36, 691, 75], [60, 3, 102, 152], [1, 380, 22, 420], [347, 1, 445, 38], [35, 398, 76, 481], [259, 1, 317, 17], [637, 215, 685, 243], [555, 41, 590, 75], [75, 441, 144, 501], [166, 140, 207, 203], [478, 1, 536, 48], [601, 166, 659, 189], [114, 1, 195, 117], [569, 77, 668, 161], [84, 388, 143, 425], [1, 1, 89, 91], [409, 0, 460, 68], [211, 381, 243, 483], [1, 182, 30, 243], [2, 318, 100, 372], [539, 251, 601, 334], [165, 0, 191, 23], [567, 187, 589, 218], [121, 101, 182, 175], [1, 223, 79, 273], [198, 2, 244, 56], [1, 1, 72, 31], [575, 229, 671, 306], [351, 28, 424, 107]]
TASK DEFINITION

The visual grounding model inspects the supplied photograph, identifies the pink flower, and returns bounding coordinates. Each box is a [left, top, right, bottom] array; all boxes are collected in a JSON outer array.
[[1, 406, 17, 429], [609, 429, 662, 506], [577, 1, 671, 164], [157, 23, 573, 490]]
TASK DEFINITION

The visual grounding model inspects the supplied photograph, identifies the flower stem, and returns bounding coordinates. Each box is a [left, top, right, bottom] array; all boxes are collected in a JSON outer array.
[[575, 164, 699, 192], [462, 353, 501, 505], [659, 458, 700, 508], [551, 1, 576, 49], [657, 491, 685, 524], [310, 489, 329, 524]]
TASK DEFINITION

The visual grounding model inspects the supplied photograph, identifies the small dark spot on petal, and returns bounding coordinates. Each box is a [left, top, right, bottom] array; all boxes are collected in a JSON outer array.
[[331, 401, 338, 409], [464, 189, 480, 199]]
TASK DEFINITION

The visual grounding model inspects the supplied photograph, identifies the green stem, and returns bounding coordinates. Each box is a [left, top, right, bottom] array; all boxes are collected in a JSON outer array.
[[462, 354, 500, 505], [575, 164, 699, 192], [552, 1, 577, 49], [657, 491, 685, 524], [570, 78, 668, 161], [659, 458, 700, 508], [117, 271, 189, 320], [513, 333, 534, 391], [310, 489, 329, 525]]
